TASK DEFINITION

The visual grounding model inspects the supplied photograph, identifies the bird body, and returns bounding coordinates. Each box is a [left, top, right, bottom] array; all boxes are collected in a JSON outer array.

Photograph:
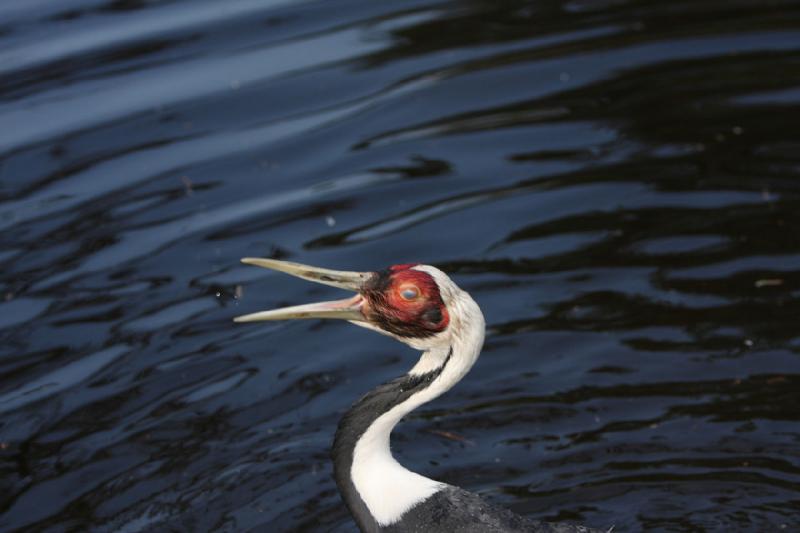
[[235, 259, 602, 533], [380, 486, 596, 533]]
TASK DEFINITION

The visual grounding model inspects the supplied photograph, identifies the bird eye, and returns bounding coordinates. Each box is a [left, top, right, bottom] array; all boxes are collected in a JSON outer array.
[[400, 286, 419, 300]]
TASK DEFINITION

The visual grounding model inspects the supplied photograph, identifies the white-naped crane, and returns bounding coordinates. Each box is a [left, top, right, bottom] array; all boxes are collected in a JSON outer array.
[[235, 258, 603, 533]]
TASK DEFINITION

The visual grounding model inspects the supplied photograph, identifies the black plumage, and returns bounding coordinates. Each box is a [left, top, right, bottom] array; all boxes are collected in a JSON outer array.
[[385, 486, 602, 533]]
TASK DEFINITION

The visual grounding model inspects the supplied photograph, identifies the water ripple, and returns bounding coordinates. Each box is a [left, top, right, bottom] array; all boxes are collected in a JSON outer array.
[[0, 344, 130, 414], [1, 1, 799, 531]]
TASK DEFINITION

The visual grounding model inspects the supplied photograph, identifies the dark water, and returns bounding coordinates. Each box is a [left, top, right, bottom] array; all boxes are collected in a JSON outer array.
[[1, 0, 800, 531]]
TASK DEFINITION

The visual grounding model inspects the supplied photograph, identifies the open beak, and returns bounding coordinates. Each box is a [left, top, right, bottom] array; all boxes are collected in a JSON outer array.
[[233, 258, 372, 323]]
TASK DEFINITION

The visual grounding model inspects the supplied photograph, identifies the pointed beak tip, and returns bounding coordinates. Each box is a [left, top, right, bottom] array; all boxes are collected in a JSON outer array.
[[234, 314, 269, 323]]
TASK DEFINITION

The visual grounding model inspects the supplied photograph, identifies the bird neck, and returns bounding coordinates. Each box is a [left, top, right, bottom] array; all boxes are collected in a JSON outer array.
[[332, 298, 485, 530]]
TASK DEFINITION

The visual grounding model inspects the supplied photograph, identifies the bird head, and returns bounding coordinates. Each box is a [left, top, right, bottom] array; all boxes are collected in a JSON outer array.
[[234, 258, 477, 352]]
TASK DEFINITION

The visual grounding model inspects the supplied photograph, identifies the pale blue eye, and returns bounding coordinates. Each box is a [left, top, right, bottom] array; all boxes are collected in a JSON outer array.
[[400, 287, 419, 300]]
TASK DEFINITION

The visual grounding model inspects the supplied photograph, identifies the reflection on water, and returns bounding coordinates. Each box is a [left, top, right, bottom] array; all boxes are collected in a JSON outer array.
[[1, 0, 799, 531]]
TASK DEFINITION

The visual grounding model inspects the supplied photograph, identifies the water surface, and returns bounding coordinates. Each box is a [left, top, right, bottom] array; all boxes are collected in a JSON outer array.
[[1, 1, 799, 531]]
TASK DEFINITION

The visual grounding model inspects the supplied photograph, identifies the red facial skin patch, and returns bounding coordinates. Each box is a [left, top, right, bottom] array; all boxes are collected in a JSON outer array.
[[362, 266, 450, 338], [389, 263, 419, 272]]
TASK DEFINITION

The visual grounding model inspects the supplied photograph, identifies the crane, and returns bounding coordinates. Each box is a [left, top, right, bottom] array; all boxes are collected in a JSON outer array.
[[235, 258, 602, 533]]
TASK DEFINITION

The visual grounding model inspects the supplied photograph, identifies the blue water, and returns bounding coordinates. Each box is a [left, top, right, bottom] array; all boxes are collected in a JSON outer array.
[[1, 1, 799, 531]]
